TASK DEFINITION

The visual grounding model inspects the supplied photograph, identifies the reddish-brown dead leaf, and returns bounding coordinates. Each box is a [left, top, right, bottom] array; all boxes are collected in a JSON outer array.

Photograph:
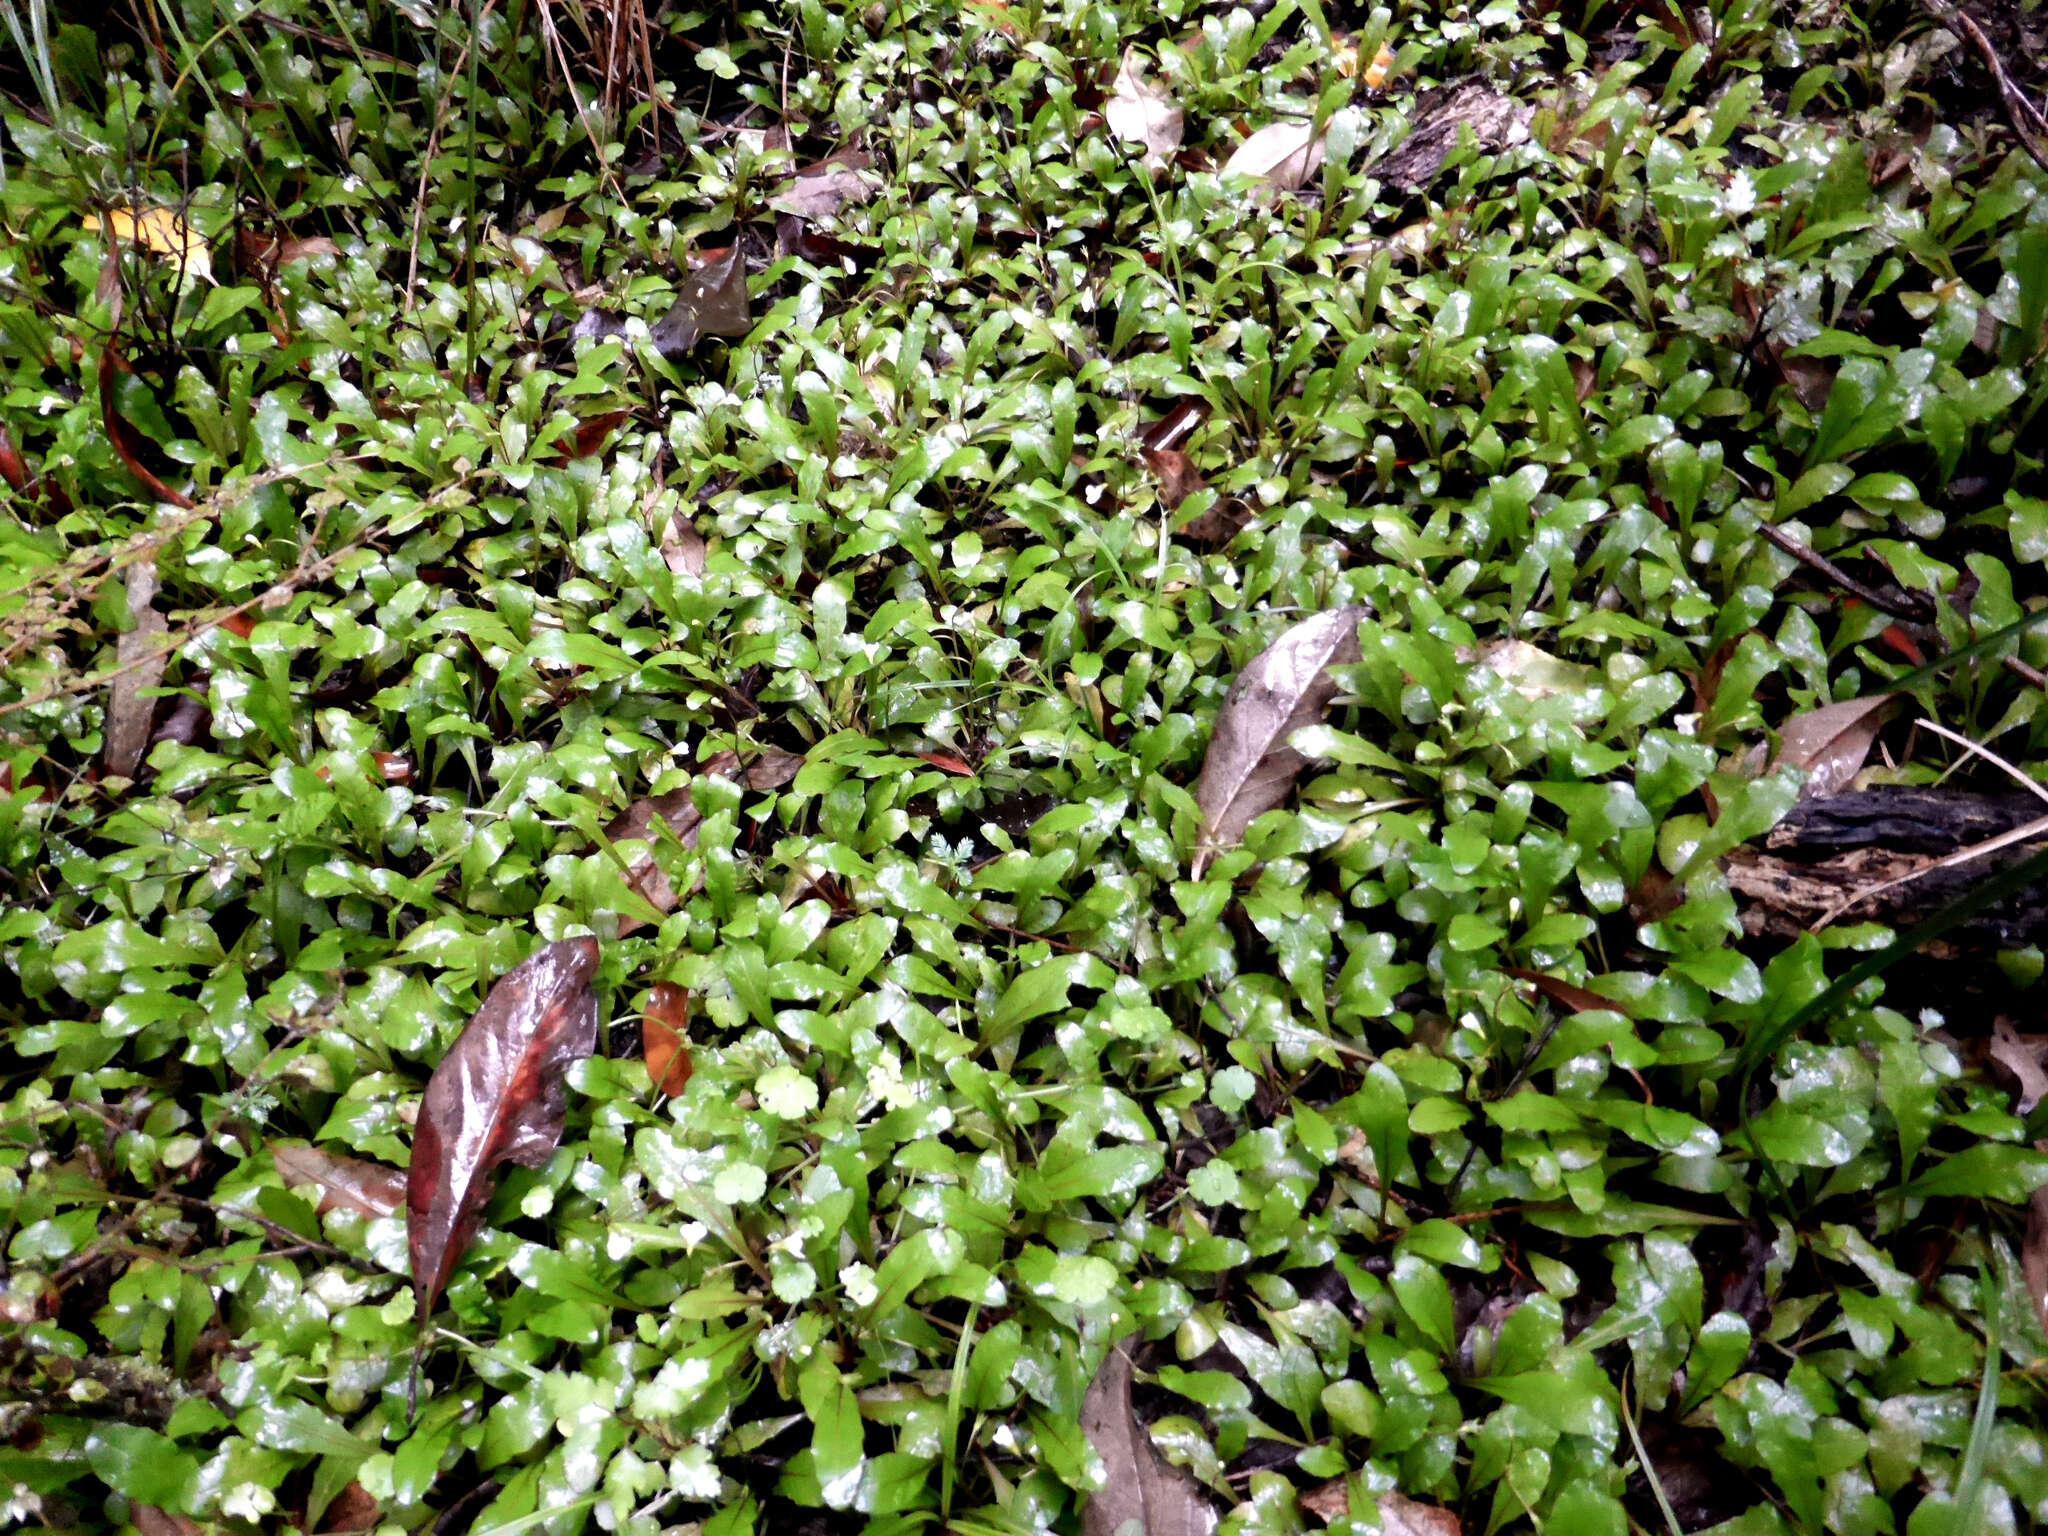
[[916, 750, 977, 776], [0, 421, 29, 492], [562, 408, 634, 461], [1142, 446, 1206, 510], [1140, 399, 1207, 453], [218, 611, 257, 638], [97, 348, 195, 509], [1298, 1479, 1350, 1524], [745, 747, 806, 789], [643, 981, 694, 1097], [274, 1143, 408, 1218], [1506, 967, 1633, 1018], [317, 1480, 381, 1533], [407, 938, 601, 1325], [2027, 1146, 2048, 1340], [131, 1508, 201, 1536], [662, 512, 708, 576]]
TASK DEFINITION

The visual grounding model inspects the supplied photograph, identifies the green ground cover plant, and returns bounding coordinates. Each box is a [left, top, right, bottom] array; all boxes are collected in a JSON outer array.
[[3, 0, 2048, 1530]]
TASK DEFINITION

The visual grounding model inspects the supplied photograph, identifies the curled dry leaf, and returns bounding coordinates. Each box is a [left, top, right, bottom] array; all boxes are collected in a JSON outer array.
[[104, 558, 167, 781], [1222, 118, 1327, 189], [1079, 1334, 1218, 1536], [643, 981, 694, 1098], [1773, 693, 1898, 800], [85, 206, 214, 286], [1194, 606, 1368, 873], [1105, 50, 1183, 170], [651, 246, 751, 359], [1141, 399, 1208, 453], [1144, 445, 1249, 545], [916, 749, 976, 776], [274, 1143, 408, 1219], [1990, 1017, 2048, 1116], [408, 937, 601, 1325]]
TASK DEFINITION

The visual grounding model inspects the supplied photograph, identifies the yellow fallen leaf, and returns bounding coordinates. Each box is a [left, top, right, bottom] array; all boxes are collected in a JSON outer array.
[[1363, 41, 1394, 90], [83, 206, 214, 286]]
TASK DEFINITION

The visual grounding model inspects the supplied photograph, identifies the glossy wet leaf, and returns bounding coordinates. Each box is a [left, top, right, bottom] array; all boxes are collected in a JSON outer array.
[[408, 938, 601, 1325], [642, 981, 693, 1097]]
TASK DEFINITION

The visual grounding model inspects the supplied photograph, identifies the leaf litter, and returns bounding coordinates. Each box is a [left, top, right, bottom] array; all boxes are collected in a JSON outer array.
[[1194, 605, 1367, 871], [1079, 1334, 1218, 1536], [1105, 49, 1183, 170], [407, 937, 601, 1334]]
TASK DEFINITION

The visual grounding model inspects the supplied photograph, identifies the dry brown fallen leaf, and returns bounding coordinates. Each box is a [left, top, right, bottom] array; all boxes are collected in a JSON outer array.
[[1105, 49, 1183, 170], [1773, 693, 1898, 800], [1079, 1334, 1218, 1536], [1194, 605, 1368, 873], [650, 246, 750, 358], [130, 1508, 201, 1536], [607, 786, 703, 927], [662, 510, 708, 576], [1222, 118, 1327, 189], [1298, 1478, 1352, 1523], [771, 149, 877, 220], [1143, 446, 1249, 544], [1991, 1017, 2048, 1116], [1377, 1491, 1462, 1536], [104, 559, 167, 781], [274, 1143, 408, 1219]]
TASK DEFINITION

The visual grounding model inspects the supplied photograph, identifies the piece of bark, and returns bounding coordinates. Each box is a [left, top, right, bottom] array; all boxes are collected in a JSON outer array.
[[1727, 787, 2048, 944], [1369, 81, 1533, 191]]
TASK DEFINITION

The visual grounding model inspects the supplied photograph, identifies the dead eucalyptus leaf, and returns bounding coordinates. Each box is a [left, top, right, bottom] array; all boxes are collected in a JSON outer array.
[[1105, 50, 1183, 170], [1222, 118, 1327, 189], [1079, 1334, 1218, 1536], [650, 247, 750, 358], [1194, 605, 1367, 872], [274, 1143, 408, 1218], [1774, 693, 1898, 800], [745, 747, 806, 790], [1991, 1017, 2048, 1116], [104, 558, 166, 780]]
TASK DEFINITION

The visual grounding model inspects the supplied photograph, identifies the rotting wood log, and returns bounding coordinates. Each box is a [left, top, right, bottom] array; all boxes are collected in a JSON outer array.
[[1727, 786, 2048, 945]]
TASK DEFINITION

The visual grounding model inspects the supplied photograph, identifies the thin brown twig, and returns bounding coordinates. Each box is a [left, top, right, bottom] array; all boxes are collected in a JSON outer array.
[[1918, 0, 2048, 175], [0, 535, 364, 720], [1758, 521, 1927, 619]]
